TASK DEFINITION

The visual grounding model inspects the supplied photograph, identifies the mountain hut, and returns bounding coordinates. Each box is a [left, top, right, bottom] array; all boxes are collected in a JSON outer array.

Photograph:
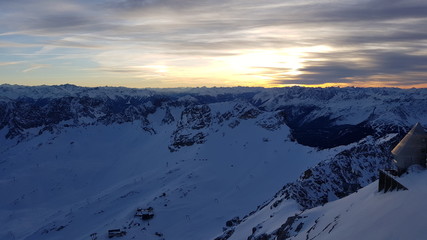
[[391, 122, 427, 172]]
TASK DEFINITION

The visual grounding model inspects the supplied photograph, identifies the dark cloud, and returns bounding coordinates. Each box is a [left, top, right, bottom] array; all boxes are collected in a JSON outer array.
[[341, 31, 427, 45], [271, 50, 427, 86], [372, 52, 427, 73], [30, 14, 93, 30], [108, 0, 230, 11], [312, 1, 427, 23]]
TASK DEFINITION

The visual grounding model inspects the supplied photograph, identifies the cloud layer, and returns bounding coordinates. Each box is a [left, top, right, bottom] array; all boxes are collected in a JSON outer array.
[[1, 0, 427, 87]]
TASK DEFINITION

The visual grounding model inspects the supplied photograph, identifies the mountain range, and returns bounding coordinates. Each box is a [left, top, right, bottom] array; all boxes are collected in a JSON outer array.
[[1, 84, 426, 240]]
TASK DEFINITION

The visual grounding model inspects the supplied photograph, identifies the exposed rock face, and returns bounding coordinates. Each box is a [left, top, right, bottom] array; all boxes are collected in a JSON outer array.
[[161, 107, 175, 125], [256, 111, 287, 131], [169, 105, 212, 151], [272, 134, 401, 210]]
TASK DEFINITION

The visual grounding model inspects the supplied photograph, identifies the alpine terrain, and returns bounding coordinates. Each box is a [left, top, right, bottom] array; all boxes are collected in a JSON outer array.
[[1, 84, 426, 240]]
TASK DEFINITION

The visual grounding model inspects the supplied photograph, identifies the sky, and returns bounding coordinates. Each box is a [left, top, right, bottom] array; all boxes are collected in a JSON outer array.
[[1, 0, 427, 88]]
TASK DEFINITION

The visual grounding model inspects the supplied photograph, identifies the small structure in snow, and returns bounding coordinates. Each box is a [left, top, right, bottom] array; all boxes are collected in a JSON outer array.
[[378, 169, 408, 193], [135, 207, 154, 220], [108, 229, 126, 238], [391, 122, 427, 172], [90, 232, 97, 240]]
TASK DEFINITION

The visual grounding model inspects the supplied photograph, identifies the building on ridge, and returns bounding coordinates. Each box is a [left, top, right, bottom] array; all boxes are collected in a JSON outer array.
[[378, 122, 426, 193], [391, 122, 427, 173]]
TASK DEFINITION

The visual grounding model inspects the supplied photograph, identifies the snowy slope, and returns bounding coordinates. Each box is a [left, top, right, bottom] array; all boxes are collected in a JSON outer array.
[[294, 167, 427, 240], [0, 107, 332, 240], [214, 134, 402, 240], [241, 166, 427, 240]]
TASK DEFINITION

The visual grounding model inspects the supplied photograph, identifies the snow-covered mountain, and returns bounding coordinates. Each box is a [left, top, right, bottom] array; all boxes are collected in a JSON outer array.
[[0, 84, 426, 240], [232, 166, 427, 240]]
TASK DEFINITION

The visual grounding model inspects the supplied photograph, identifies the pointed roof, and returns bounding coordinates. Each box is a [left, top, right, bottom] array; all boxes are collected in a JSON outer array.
[[392, 122, 426, 169]]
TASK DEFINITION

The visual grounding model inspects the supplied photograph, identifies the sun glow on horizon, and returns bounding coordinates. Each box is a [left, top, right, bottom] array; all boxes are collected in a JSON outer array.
[[96, 46, 335, 88], [225, 50, 303, 76], [209, 45, 333, 86]]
